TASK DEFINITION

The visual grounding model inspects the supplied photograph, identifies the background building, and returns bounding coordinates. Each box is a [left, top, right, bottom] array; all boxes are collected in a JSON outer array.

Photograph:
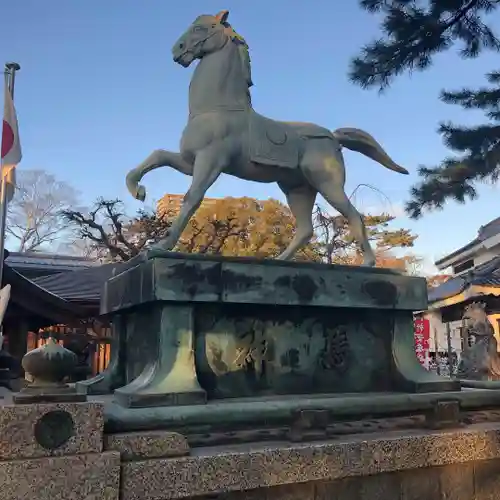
[[157, 193, 218, 217], [418, 216, 500, 358]]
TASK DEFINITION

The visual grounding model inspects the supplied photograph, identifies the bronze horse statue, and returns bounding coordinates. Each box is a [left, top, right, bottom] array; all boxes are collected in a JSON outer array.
[[125, 10, 408, 265]]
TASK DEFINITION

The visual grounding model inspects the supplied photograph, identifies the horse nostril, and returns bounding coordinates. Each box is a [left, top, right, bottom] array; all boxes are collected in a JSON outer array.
[[179, 42, 185, 50]]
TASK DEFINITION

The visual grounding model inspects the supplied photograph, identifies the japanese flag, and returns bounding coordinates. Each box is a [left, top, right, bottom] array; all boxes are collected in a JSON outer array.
[[1, 72, 21, 202]]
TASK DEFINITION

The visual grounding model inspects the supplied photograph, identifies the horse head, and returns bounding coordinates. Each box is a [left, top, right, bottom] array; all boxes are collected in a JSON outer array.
[[172, 10, 253, 86]]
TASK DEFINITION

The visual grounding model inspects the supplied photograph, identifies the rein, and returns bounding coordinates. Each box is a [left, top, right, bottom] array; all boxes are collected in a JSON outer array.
[[180, 28, 221, 59]]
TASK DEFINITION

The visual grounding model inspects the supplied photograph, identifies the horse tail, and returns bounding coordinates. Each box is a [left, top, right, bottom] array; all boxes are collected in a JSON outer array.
[[332, 128, 409, 175]]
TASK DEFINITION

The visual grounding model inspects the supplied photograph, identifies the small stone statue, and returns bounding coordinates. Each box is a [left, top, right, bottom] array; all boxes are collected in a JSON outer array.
[[457, 302, 500, 381]]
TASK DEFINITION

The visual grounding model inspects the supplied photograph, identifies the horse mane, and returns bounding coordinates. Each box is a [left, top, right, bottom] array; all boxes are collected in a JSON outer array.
[[221, 22, 253, 88]]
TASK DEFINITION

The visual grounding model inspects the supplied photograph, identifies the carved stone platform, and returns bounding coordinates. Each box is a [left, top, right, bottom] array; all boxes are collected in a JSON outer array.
[[77, 252, 459, 408]]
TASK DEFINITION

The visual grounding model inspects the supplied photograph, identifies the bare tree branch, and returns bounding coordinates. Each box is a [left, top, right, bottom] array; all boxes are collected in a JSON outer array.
[[62, 199, 134, 262], [6, 169, 82, 252]]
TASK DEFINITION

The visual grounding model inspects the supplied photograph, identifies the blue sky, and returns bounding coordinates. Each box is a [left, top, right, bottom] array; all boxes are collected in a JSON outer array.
[[2, 0, 499, 271]]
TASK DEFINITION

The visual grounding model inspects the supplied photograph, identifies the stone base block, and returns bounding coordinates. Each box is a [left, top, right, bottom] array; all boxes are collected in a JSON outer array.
[[103, 388, 500, 442], [0, 451, 120, 500], [13, 385, 87, 404], [104, 430, 189, 460], [0, 401, 103, 460], [99, 253, 458, 409], [114, 385, 206, 408], [119, 422, 500, 499], [191, 460, 498, 500]]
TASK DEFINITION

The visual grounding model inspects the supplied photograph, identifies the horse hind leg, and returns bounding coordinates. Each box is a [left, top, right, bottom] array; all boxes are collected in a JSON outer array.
[[301, 144, 376, 266], [326, 189, 376, 267], [276, 184, 317, 260]]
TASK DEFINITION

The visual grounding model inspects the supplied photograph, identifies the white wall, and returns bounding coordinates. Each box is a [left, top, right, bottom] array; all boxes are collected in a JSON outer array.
[[444, 240, 500, 274], [474, 244, 500, 267], [421, 310, 500, 353], [422, 310, 463, 353]]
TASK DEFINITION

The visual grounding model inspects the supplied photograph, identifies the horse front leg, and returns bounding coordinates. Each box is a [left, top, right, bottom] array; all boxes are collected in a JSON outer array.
[[125, 149, 193, 201], [150, 147, 227, 252]]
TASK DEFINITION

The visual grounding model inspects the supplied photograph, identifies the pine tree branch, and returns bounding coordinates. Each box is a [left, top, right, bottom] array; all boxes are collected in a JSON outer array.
[[404, 151, 500, 218], [440, 72, 500, 120], [404, 62, 500, 218], [350, 0, 500, 90]]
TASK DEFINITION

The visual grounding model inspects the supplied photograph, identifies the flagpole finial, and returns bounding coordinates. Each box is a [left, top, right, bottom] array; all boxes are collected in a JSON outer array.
[[5, 62, 20, 72]]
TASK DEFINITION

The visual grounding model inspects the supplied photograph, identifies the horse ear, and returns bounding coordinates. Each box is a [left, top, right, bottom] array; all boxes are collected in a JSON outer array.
[[216, 10, 229, 24]]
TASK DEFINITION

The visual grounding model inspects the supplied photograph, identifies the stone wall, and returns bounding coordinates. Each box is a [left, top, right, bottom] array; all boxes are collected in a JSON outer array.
[[113, 421, 500, 500], [3, 397, 500, 499], [194, 463, 498, 500]]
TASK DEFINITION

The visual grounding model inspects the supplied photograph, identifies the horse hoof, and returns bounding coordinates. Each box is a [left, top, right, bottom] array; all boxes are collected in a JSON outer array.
[[137, 185, 146, 202], [276, 255, 290, 261], [126, 172, 143, 200]]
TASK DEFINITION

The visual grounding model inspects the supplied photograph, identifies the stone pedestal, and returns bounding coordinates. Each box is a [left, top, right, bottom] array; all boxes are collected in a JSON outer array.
[[0, 400, 120, 499], [84, 252, 458, 409], [4, 395, 500, 499]]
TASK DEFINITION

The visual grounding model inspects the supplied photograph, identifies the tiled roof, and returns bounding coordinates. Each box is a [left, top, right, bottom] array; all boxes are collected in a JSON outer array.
[[428, 255, 500, 303], [477, 217, 500, 240], [427, 276, 467, 303], [3, 263, 88, 328], [469, 256, 500, 287], [33, 261, 131, 302], [5, 251, 96, 269]]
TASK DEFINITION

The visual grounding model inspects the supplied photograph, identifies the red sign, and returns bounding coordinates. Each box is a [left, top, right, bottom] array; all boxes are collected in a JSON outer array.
[[414, 319, 430, 366]]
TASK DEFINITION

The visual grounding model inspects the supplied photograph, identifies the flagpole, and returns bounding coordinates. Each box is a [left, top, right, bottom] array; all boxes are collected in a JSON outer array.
[[0, 62, 20, 290], [6, 63, 20, 99]]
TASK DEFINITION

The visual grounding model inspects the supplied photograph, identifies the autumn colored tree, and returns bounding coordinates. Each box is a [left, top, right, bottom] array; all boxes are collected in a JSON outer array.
[[175, 197, 318, 260], [350, 0, 500, 217], [63, 196, 419, 271], [313, 206, 419, 271], [62, 196, 318, 262]]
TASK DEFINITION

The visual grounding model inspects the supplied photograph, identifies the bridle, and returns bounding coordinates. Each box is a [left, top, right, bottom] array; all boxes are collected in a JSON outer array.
[[179, 24, 225, 59], [181, 21, 252, 119]]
